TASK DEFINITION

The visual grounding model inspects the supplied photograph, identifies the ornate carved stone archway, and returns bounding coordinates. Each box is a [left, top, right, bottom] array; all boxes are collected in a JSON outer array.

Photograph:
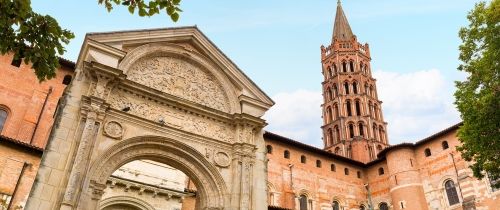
[[25, 27, 273, 210], [85, 136, 227, 210]]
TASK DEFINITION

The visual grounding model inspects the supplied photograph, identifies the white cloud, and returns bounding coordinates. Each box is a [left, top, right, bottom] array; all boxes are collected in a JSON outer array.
[[374, 69, 461, 144], [264, 69, 461, 148], [263, 90, 324, 147]]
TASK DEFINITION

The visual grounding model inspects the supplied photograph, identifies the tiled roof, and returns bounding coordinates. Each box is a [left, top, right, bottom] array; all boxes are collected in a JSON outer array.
[[264, 131, 365, 167], [58, 57, 75, 70], [264, 122, 462, 167], [0, 135, 43, 154]]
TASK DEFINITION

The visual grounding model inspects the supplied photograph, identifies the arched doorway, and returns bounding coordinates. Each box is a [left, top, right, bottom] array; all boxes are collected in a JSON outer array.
[[98, 160, 196, 210], [83, 136, 227, 210]]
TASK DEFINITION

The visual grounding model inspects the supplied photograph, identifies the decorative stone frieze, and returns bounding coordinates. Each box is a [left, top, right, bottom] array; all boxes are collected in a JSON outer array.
[[108, 89, 234, 142], [127, 54, 230, 112]]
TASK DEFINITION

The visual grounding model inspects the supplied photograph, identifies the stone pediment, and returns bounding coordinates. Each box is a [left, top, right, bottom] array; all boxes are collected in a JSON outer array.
[[77, 26, 274, 117]]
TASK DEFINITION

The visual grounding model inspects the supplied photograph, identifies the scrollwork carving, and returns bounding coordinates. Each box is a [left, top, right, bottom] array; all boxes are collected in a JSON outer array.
[[108, 90, 234, 142], [127, 55, 229, 112]]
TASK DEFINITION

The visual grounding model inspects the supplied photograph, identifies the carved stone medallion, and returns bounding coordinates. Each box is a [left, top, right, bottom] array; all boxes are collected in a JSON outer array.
[[213, 152, 230, 168], [103, 121, 124, 139]]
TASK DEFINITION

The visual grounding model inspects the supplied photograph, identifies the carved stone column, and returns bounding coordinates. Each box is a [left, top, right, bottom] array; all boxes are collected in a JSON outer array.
[[61, 100, 104, 208], [61, 62, 123, 209]]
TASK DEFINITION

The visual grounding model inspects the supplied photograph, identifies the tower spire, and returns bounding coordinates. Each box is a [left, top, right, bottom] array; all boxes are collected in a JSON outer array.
[[332, 0, 354, 42]]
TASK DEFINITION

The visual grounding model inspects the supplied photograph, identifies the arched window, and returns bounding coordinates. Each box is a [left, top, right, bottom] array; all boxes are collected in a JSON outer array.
[[365, 83, 369, 94], [360, 62, 364, 73], [442, 141, 449, 150], [333, 85, 338, 97], [378, 167, 385, 175], [333, 64, 338, 74], [331, 164, 336, 172], [284, 150, 290, 159], [301, 155, 307, 163], [266, 145, 273, 154], [333, 104, 339, 119], [326, 106, 332, 123], [357, 171, 361, 178], [368, 101, 374, 117], [373, 104, 379, 119], [62, 75, 72, 85], [346, 101, 352, 116], [335, 126, 340, 143], [299, 195, 308, 210], [344, 168, 349, 175], [328, 129, 333, 146], [0, 109, 7, 133], [334, 147, 340, 155], [369, 85, 374, 97], [379, 202, 389, 210], [344, 82, 350, 94], [353, 82, 358, 94], [342, 61, 347, 72], [379, 126, 385, 143], [326, 88, 332, 101], [349, 61, 355, 72], [349, 124, 354, 138], [332, 201, 340, 210], [445, 180, 460, 205], [316, 160, 322, 168], [424, 148, 432, 157], [372, 124, 378, 141], [358, 123, 364, 137], [355, 101, 361, 116]]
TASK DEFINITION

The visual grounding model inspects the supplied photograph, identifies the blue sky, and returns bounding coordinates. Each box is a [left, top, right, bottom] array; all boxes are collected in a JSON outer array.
[[32, 0, 480, 147]]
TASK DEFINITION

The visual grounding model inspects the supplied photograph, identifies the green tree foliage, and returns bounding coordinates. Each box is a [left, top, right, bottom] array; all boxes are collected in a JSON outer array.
[[0, 0, 74, 81], [100, 0, 182, 21], [0, 0, 181, 81], [455, 0, 500, 186]]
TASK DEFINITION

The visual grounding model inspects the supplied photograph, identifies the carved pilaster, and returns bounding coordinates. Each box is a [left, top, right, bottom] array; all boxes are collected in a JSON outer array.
[[62, 113, 98, 205], [231, 143, 256, 210]]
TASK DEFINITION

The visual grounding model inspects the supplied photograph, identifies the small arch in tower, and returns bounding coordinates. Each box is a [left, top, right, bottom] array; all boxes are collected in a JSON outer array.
[[358, 122, 364, 137], [316, 160, 322, 168], [342, 61, 347, 72], [344, 82, 350, 95], [346, 100, 352, 116], [349, 60, 355, 72], [353, 81, 358, 94], [348, 123, 355, 138], [355, 100, 361, 116]]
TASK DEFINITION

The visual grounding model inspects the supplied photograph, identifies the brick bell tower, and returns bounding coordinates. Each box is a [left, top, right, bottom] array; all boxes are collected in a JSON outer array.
[[321, 0, 389, 163]]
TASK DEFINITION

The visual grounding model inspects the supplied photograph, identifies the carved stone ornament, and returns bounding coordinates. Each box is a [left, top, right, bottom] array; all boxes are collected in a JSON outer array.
[[126, 54, 230, 112], [103, 121, 124, 139], [108, 89, 234, 142], [213, 151, 231, 168]]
